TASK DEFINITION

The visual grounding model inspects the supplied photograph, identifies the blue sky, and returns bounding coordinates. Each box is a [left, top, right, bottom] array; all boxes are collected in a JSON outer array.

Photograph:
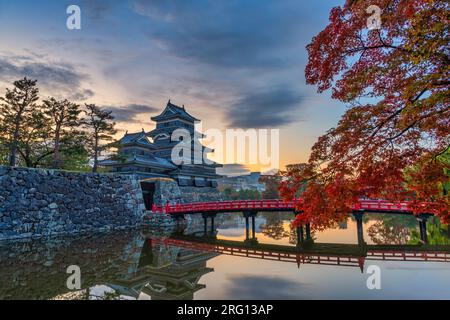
[[0, 0, 347, 173]]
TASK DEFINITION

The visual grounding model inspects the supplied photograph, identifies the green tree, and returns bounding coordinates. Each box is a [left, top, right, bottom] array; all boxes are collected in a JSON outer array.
[[82, 104, 117, 172], [46, 132, 90, 171], [42, 98, 82, 168], [0, 78, 39, 166], [15, 109, 51, 167], [260, 214, 290, 240], [221, 187, 234, 200], [438, 148, 450, 196], [408, 217, 450, 245]]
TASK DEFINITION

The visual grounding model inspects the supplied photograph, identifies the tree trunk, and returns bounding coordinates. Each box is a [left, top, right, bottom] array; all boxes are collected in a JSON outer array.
[[25, 147, 32, 168], [9, 123, 20, 167], [53, 124, 61, 168], [92, 133, 98, 173], [8, 143, 17, 166]]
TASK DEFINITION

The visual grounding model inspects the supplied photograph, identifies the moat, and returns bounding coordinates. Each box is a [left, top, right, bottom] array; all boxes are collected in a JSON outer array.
[[1, 212, 449, 300]]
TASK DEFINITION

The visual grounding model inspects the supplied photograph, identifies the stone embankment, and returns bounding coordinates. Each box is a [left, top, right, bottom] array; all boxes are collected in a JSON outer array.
[[0, 166, 146, 240]]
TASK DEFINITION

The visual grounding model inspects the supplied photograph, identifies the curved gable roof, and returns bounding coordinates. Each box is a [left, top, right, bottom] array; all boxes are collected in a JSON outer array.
[[151, 100, 199, 122], [120, 131, 153, 147]]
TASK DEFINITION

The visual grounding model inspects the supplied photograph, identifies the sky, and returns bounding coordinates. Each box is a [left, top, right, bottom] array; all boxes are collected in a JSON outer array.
[[0, 0, 347, 175]]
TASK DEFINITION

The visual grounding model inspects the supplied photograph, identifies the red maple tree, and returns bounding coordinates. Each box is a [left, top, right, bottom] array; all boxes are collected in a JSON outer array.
[[280, 0, 449, 229]]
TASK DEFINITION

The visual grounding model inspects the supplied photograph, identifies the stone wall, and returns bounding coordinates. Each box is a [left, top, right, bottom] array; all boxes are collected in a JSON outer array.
[[179, 186, 224, 203], [0, 166, 146, 240], [152, 179, 223, 206], [152, 179, 183, 206]]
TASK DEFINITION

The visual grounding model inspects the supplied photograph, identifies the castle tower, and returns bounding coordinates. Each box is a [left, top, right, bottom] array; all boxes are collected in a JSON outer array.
[[99, 100, 222, 187]]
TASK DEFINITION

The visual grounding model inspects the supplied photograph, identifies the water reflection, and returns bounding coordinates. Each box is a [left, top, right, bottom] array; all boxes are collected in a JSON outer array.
[[0, 213, 449, 300]]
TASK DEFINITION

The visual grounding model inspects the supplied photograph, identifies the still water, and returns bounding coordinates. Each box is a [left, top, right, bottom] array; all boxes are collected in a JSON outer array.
[[1, 213, 449, 300]]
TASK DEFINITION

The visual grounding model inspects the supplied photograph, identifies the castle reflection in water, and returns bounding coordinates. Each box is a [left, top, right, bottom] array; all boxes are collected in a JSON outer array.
[[0, 229, 217, 300]]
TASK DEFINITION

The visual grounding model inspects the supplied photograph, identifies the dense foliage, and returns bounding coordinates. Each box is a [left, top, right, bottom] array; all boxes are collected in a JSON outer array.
[[280, 0, 449, 228], [0, 78, 117, 172], [259, 173, 281, 199]]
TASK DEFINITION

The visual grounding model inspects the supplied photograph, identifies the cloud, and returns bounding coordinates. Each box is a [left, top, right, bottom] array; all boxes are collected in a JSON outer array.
[[224, 275, 309, 299], [133, 0, 303, 70], [0, 57, 84, 88], [79, 0, 117, 20], [0, 53, 93, 101], [106, 104, 159, 122], [69, 89, 95, 101], [227, 87, 304, 128]]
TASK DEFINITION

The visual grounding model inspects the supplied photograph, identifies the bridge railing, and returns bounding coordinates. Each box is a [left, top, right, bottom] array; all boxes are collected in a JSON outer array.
[[355, 200, 436, 213], [356, 200, 411, 211], [151, 198, 433, 215], [152, 199, 299, 214]]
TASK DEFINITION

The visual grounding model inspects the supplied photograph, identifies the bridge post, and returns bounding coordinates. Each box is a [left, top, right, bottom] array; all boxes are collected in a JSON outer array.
[[251, 215, 256, 239], [202, 213, 208, 236], [296, 225, 304, 245], [305, 223, 311, 240], [353, 211, 366, 246], [243, 211, 257, 240], [211, 214, 215, 234], [245, 216, 250, 240], [417, 214, 431, 244], [418, 220, 424, 242], [173, 213, 185, 221]]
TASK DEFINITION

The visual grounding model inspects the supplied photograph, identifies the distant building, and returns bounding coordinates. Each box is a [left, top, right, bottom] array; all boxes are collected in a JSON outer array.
[[100, 100, 222, 187], [218, 172, 266, 192]]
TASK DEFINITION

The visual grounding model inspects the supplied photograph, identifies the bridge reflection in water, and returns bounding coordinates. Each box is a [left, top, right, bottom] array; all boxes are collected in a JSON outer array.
[[108, 223, 450, 299], [146, 234, 450, 273], [0, 215, 449, 300]]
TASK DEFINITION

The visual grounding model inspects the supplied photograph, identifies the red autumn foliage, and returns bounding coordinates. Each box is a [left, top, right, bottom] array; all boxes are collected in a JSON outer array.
[[280, 0, 449, 228]]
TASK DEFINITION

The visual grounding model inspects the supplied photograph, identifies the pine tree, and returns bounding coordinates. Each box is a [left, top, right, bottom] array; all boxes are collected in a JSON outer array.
[[42, 98, 82, 168], [0, 78, 39, 166], [82, 104, 117, 172]]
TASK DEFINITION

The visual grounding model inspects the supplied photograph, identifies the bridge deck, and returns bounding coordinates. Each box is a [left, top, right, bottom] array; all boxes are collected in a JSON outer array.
[[152, 199, 433, 215]]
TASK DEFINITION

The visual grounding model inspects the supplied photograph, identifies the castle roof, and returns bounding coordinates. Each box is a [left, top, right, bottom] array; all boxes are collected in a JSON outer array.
[[121, 130, 146, 143], [99, 154, 176, 169], [119, 130, 154, 148], [148, 127, 205, 139], [151, 100, 199, 122]]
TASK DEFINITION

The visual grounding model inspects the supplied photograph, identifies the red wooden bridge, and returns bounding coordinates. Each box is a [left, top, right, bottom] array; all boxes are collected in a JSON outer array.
[[152, 199, 433, 215]]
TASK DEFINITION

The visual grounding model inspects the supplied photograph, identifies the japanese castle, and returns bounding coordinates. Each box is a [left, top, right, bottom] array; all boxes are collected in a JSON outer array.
[[100, 100, 222, 187]]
